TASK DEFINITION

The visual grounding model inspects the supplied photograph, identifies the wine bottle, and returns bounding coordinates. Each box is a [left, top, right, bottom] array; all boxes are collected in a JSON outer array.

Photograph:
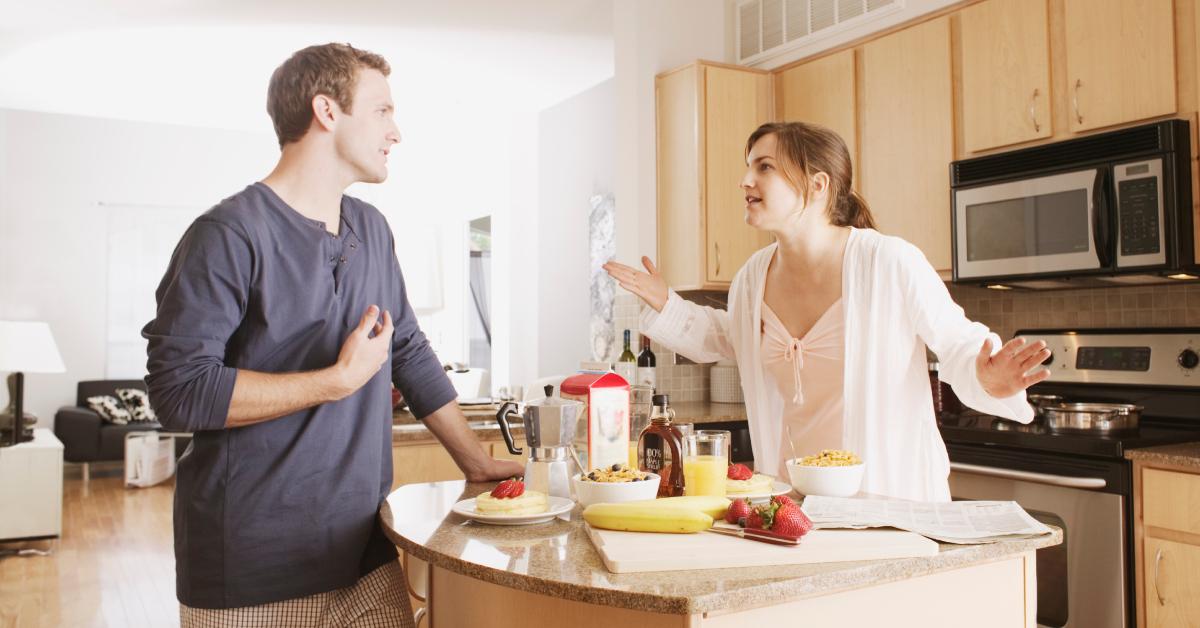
[[616, 329, 637, 384], [637, 334, 657, 391]]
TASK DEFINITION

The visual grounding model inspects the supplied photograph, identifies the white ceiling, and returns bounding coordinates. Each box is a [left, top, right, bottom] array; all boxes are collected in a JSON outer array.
[[0, 0, 615, 132]]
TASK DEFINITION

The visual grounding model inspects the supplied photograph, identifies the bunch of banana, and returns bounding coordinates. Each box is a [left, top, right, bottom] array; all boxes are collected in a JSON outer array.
[[582, 496, 730, 534]]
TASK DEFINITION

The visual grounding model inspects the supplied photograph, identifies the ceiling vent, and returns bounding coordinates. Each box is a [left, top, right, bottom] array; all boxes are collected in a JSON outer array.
[[737, 0, 903, 64]]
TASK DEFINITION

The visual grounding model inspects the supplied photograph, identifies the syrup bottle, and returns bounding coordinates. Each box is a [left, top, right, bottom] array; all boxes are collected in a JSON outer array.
[[637, 394, 685, 497]]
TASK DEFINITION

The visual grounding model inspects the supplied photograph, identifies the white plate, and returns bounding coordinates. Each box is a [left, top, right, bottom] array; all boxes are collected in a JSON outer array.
[[451, 496, 575, 525], [726, 480, 794, 501]]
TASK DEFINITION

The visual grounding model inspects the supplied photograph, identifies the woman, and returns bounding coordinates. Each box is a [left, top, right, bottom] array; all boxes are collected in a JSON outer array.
[[603, 122, 1048, 502]]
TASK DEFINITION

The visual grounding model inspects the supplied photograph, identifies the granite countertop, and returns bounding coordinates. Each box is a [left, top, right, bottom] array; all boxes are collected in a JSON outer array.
[[1125, 442, 1200, 469], [379, 480, 1062, 616], [391, 401, 747, 444]]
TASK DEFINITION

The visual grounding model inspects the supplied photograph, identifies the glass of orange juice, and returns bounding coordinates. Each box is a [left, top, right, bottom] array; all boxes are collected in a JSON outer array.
[[683, 430, 731, 496]]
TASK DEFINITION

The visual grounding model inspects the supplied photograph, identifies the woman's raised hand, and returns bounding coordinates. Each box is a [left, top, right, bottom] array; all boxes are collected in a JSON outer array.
[[603, 256, 670, 313], [975, 337, 1052, 399]]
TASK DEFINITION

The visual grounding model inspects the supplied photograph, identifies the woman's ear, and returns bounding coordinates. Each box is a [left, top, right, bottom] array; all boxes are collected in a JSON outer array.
[[812, 172, 831, 197]]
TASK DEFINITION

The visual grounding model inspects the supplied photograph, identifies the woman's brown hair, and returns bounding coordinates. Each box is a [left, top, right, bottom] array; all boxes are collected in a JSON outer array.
[[745, 121, 876, 229]]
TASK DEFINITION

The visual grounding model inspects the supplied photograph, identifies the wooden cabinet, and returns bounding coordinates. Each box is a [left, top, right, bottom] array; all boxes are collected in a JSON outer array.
[[1133, 464, 1200, 627], [1062, 0, 1176, 134], [860, 16, 955, 272], [391, 437, 527, 490], [958, 0, 1052, 152], [391, 443, 464, 489], [775, 49, 858, 188], [656, 61, 774, 290]]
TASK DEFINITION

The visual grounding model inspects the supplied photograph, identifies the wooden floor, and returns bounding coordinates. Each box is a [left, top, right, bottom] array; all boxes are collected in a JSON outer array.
[[0, 468, 179, 628]]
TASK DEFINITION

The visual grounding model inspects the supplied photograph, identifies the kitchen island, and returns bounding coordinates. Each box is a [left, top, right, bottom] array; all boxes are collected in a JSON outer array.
[[381, 480, 1060, 627]]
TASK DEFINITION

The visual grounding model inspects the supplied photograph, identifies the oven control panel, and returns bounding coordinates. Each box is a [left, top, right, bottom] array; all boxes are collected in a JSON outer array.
[[1015, 330, 1200, 387]]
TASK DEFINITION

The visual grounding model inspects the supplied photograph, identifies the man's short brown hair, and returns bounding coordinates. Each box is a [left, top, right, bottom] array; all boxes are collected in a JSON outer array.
[[266, 43, 390, 147]]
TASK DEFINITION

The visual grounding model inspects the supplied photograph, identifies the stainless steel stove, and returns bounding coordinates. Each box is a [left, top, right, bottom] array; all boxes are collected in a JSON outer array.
[[937, 328, 1200, 628]]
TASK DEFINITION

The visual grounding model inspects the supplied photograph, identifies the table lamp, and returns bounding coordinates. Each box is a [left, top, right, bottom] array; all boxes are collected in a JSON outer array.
[[0, 321, 66, 447]]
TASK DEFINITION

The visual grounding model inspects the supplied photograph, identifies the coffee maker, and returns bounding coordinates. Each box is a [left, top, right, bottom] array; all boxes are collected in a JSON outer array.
[[495, 385, 583, 500]]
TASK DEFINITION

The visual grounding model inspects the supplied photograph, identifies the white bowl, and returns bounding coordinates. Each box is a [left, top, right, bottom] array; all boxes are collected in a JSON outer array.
[[572, 472, 660, 507], [786, 459, 865, 497]]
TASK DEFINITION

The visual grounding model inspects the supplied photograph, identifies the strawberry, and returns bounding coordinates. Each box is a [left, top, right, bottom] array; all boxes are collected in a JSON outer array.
[[724, 498, 753, 525], [745, 509, 765, 529], [771, 495, 797, 510], [770, 504, 813, 539], [490, 478, 523, 499], [726, 463, 753, 481]]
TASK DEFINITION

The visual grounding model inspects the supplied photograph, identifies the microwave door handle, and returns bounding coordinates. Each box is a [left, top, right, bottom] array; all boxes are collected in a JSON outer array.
[[1092, 168, 1113, 268]]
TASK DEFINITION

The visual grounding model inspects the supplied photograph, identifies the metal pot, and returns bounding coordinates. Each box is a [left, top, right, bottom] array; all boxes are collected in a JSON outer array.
[[1027, 394, 1063, 418], [1042, 402, 1142, 434]]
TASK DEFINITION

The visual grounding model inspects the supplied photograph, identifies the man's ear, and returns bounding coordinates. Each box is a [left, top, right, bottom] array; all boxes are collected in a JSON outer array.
[[311, 94, 338, 132]]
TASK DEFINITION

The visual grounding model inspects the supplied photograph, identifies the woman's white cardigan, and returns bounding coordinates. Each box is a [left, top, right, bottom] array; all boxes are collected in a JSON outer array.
[[641, 228, 1033, 502]]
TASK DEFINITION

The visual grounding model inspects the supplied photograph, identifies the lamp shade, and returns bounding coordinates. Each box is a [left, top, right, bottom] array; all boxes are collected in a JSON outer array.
[[0, 321, 66, 373]]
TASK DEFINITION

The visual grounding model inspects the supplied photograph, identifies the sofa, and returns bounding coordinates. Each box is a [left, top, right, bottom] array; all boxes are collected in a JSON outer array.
[[54, 379, 186, 480]]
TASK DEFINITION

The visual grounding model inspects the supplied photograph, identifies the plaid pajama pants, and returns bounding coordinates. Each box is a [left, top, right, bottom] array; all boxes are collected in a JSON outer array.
[[180, 560, 416, 628]]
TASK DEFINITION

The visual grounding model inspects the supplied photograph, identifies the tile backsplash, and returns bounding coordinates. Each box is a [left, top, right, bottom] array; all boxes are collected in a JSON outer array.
[[612, 282, 1200, 403], [948, 282, 1200, 342], [612, 292, 713, 402]]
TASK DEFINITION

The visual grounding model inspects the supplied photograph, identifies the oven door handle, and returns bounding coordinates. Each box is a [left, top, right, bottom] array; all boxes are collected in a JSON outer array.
[[950, 462, 1107, 489]]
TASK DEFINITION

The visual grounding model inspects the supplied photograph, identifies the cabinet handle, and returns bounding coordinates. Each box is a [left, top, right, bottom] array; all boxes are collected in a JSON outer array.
[[1073, 79, 1083, 125], [1154, 547, 1166, 606], [1028, 89, 1040, 132], [714, 242, 722, 276]]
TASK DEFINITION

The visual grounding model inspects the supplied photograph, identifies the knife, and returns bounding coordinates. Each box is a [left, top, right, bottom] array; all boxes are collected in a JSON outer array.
[[706, 526, 802, 546]]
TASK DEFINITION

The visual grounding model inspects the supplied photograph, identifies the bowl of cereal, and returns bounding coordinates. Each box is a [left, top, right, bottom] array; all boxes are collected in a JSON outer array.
[[572, 464, 660, 507], [786, 449, 865, 497]]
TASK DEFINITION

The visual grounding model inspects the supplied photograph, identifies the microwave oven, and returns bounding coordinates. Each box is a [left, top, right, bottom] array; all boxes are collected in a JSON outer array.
[[950, 119, 1198, 288]]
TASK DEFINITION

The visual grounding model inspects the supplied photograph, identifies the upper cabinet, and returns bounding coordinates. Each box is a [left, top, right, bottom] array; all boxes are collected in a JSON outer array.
[[656, 61, 773, 291], [775, 49, 856, 128], [861, 17, 955, 272], [1063, 0, 1176, 134], [959, 0, 1053, 153], [775, 49, 858, 188]]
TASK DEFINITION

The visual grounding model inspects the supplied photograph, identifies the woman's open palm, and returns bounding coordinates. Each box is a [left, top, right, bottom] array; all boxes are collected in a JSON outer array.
[[976, 337, 1051, 398], [603, 256, 669, 312]]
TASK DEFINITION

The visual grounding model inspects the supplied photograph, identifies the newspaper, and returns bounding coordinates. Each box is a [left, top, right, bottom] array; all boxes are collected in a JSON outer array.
[[800, 496, 1053, 545]]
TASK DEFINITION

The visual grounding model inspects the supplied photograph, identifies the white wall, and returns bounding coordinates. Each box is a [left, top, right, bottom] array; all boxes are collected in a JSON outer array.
[[500, 113, 540, 395], [536, 78, 616, 378], [612, 0, 732, 271], [0, 106, 515, 424], [0, 108, 279, 424]]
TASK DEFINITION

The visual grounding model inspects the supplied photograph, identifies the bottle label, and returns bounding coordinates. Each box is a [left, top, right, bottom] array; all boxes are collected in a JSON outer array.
[[644, 446, 664, 472]]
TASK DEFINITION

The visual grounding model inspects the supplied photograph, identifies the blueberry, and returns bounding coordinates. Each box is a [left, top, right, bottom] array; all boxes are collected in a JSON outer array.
[[611, 463, 622, 472]]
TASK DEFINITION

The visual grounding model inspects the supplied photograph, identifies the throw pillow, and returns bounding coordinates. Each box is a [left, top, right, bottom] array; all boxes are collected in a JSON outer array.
[[115, 388, 158, 423], [87, 395, 132, 425]]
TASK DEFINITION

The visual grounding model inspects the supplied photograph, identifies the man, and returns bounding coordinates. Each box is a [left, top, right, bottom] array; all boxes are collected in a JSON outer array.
[[143, 43, 522, 627]]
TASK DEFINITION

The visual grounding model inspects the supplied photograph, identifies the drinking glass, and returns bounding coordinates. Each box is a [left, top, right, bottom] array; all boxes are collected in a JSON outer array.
[[683, 430, 731, 497]]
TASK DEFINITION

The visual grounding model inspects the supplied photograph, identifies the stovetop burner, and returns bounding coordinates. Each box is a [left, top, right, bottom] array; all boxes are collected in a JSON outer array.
[[937, 327, 1200, 460], [938, 409, 1200, 459]]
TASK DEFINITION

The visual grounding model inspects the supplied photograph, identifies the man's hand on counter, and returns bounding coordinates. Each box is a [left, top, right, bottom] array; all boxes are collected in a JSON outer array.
[[421, 400, 526, 482]]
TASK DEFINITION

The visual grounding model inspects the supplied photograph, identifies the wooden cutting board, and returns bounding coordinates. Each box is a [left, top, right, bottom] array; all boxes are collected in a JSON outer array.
[[586, 524, 939, 573]]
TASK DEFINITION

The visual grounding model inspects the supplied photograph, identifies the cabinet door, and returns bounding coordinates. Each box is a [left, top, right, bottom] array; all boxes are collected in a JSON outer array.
[[1063, 0, 1175, 133], [656, 64, 705, 290], [960, 0, 1052, 152], [391, 443, 464, 489], [775, 49, 858, 188], [1143, 537, 1200, 627], [861, 17, 954, 271], [703, 65, 774, 284]]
